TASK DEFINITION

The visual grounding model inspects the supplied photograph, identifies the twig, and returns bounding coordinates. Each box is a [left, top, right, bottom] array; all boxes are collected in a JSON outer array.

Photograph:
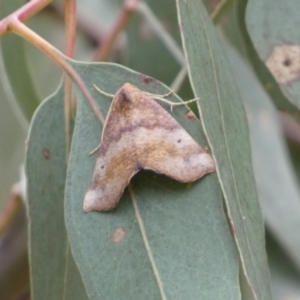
[[94, 0, 139, 61], [170, 65, 188, 93], [0, 0, 52, 33], [0, 0, 104, 124], [137, 2, 185, 66], [211, 0, 234, 24], [0, 184, 23, 237], [1, 18, 104, 124], [64, 0, 76, 58], [64, 0, 77, 156]]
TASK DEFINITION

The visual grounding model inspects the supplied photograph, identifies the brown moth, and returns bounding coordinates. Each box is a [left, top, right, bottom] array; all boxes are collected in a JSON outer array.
[[83, 83, 215, 212]]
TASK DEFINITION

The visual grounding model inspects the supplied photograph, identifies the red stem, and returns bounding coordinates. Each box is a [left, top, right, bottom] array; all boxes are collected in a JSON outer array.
[[9, 19, 105, 124], [94, 0, 139, 61], [0, 0, 52, 34]]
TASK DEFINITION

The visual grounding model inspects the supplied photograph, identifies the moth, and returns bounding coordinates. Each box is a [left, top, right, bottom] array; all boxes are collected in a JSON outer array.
[[83, 83, 215, 212]]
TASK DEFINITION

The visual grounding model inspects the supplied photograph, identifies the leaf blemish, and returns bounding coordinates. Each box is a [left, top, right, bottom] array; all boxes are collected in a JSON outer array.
[[229, 217, 236, 234], [140, 74, 154, 85], [265, 44, 300, 84], [184, 110, 196, 121], [43, 148, 50, 160], [110, 227, 126, 243], [283, 58, 291, 67]]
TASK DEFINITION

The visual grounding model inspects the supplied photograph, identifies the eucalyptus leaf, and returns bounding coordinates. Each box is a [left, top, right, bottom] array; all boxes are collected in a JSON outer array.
[[223, 0, 295, 111], [225, 38, 300, 272], [0, 67, 26, 209], [267, 234, 300, 300], [126, 0, 180, 85], [246, 0, 300, 109], [65, 62, 240, 300], [26, 86, 88, 300], [176, 1, 271, 299], [0, 0, 40, 120]]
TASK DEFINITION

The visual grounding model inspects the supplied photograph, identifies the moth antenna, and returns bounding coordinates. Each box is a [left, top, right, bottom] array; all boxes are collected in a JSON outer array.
[[89, 143, 101, 155], [146, 90, 173, 98], [151, 96, 199, 111], [94, 84, 115, 98]]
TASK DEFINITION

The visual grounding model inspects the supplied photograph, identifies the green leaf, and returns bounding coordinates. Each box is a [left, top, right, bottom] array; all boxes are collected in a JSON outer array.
[[267, 233, 300, 299], [0, 0, 40, 120], [246, 0, 300, 109], [65, 62, 239, 299], [127, 0, 181, 85], [126, 0, 194, 100], [230, 0, 295, 111], [225, 39, 300, 272], [176, 1, 271, 299], [26, 85, 88, 300], [0, 75, 26, 209]]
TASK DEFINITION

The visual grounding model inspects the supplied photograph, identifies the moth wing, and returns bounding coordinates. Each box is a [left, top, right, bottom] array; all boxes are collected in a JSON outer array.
[[131, 96, 215, 182], [136, 126, 214, 182], [84, 85, 140, 212], [83, 143, 138, 212]]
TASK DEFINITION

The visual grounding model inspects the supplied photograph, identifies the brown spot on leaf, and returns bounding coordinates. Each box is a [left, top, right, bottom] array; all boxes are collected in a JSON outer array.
[[184, 110, 196, 121], [140, 74, 154, 84], [110, 227, 126, 243], [43, 148, 50, 160], [265, 44, 300, 84]]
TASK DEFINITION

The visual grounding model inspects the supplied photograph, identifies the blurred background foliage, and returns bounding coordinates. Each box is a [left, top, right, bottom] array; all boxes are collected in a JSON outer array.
[[1, 0, 300, 299]]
